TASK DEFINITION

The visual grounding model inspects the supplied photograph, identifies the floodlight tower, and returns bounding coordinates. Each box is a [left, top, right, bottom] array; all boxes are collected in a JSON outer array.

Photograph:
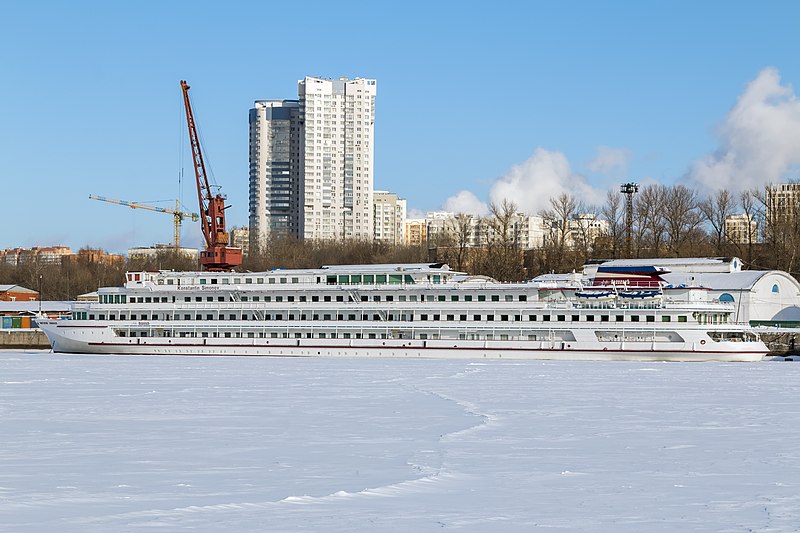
[[620, 182, 639, 258]]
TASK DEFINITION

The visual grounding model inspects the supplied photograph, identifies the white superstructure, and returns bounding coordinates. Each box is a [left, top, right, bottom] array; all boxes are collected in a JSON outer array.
[[39, 263, 768, 361]]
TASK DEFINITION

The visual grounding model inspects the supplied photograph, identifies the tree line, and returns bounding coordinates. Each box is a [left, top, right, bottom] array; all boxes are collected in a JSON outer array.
[[2, 182, 798, 298]]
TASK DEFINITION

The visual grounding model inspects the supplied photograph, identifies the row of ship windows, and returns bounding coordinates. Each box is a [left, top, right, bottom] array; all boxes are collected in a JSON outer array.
[[79, 312, 695, 323], [104, 293, 530, 304], [117, 331, 552, 342], [155, 274, 434, 286]]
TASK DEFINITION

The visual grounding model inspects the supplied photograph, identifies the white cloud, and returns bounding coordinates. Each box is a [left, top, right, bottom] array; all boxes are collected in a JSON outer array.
[[586, 146, 633, 177], [488, 147, 604, 214], [690, 67, 800, 192], [442, 190, 489, 216]]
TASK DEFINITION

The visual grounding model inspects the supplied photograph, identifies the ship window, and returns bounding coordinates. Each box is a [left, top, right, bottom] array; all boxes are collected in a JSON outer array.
[[312, 296, 319, 302], [245, 278, 251, 284], [465, 295, 472, 302], [572, 315, 579, 322], [167, 279, 174, 285], [376, 275, 387, 283], [206, 296, 213, 302], [279, 278, 286, 284], [324, 296, 331, 302], [300, 296, 306, 302], [195, 314, 201, 320], [145, 297, 152, 303], [662, 316, 671, 322], [373, 295, 381, 302], [348, 314, 356, 320], [323, 314, 331, 320], [421, 314, 428, 321], [276, 314, 283, 320], [234, 278, 241, 284], [502, 315, 509, 321], [433, 315, 440, 321], [601, 315, 609, 322], [292, 277, 299, 284], [195, 297, 202, 302], [772, 284, 780, 293], [276, 296, 283, 302], [336, 296, 344, 302], [386, 295, 394, 302], [478, 295, 486, 302], [519, 295, 527, 302], [185, 297, 190, 302], [337, 275, 348, 284], [389, 274, 402, 284], [491, 295, 500, 302], [241, 296, 248, 302], [487, 315, 494, 321], [211, 279, 218, 285], [318, 333, 326, 339], [515, 315, 521, 321], [184, 314, 190, 320], [265, 314, 272, 320], [616, 315, 624, 322], [206, 314, 213, 320], [409, 295, 417, 302], [557, 315, 565, 322], [438, 295, 446, 302], [542, 315, 550, 321], [288, 296, 295, 302], [447, 314, 455, 321], [265, 296, 272, 302], [253, 296, 260, 302], [631, 316, 640, 322], [587, 315, 595, 322], [363, 275, 374, 284], [271, 332, 278, 338], [257, 278, 264, 284], [505, 295, 513, 302], [646, 315, 655, 322], [351, 275, 362, 283], [372, 314, 380, 320], [200, 279, 206, 285], [529, 315, 536, 321], [289, 314, 296, 320], [460, 314, 467, 321], [451, 295, 459, 302], [161, 297, 167, 303], [719, 293, 734, 302], [337, 314, 344, 320], [326, 276, 336, 285], [229, 314, 236, 320], [270, 278, 277, 284], [222, 278, 229, 284], [474, 315, 481, 321]]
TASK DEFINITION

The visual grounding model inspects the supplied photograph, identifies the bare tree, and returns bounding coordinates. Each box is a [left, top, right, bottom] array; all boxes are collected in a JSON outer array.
[[662, 184, 703, 257], [635, 184, 666, 257], [698, 189, 734, 255], [600, 189, 624, 259]]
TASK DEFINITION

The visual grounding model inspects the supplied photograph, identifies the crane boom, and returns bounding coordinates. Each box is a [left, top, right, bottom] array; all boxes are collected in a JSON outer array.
[[180, 80, 242, 271], [89, 194, 199, 249]]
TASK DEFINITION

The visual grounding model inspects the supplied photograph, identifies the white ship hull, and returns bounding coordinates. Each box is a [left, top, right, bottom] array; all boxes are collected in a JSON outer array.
[[40, 322, 767, 362]]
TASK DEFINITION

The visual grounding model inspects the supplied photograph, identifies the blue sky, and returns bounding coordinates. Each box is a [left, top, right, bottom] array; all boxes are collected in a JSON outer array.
[[2, 1, 800, 253]]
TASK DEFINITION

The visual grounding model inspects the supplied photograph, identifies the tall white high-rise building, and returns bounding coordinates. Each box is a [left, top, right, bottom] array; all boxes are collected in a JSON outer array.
[[299, 76, 376, 240], [248, 100, 302, 250]]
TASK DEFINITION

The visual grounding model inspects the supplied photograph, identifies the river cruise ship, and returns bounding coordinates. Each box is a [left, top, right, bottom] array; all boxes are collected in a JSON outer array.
[[39, 263, 768, 361]]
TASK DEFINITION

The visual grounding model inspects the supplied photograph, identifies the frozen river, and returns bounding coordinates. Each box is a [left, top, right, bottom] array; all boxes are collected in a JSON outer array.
[[2, 351, 800, 532]]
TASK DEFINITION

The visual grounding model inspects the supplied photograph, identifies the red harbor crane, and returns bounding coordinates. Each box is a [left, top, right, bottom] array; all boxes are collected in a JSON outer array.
[[180, 80, 242, 271]]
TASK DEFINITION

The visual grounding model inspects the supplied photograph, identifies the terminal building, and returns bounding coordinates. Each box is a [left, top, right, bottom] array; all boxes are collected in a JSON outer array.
[[582, 257, 800, 327]]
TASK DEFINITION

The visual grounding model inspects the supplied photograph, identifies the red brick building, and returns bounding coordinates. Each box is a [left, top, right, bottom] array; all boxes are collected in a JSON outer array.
[[0, 285, 39, 302]]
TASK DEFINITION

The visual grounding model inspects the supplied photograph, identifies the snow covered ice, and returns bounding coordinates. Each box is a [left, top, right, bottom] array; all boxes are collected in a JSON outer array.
[[2, 351, 800, 531]]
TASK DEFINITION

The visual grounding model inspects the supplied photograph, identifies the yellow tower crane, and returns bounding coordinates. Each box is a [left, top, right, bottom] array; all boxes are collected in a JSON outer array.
[[89, 194, 200, 249]]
